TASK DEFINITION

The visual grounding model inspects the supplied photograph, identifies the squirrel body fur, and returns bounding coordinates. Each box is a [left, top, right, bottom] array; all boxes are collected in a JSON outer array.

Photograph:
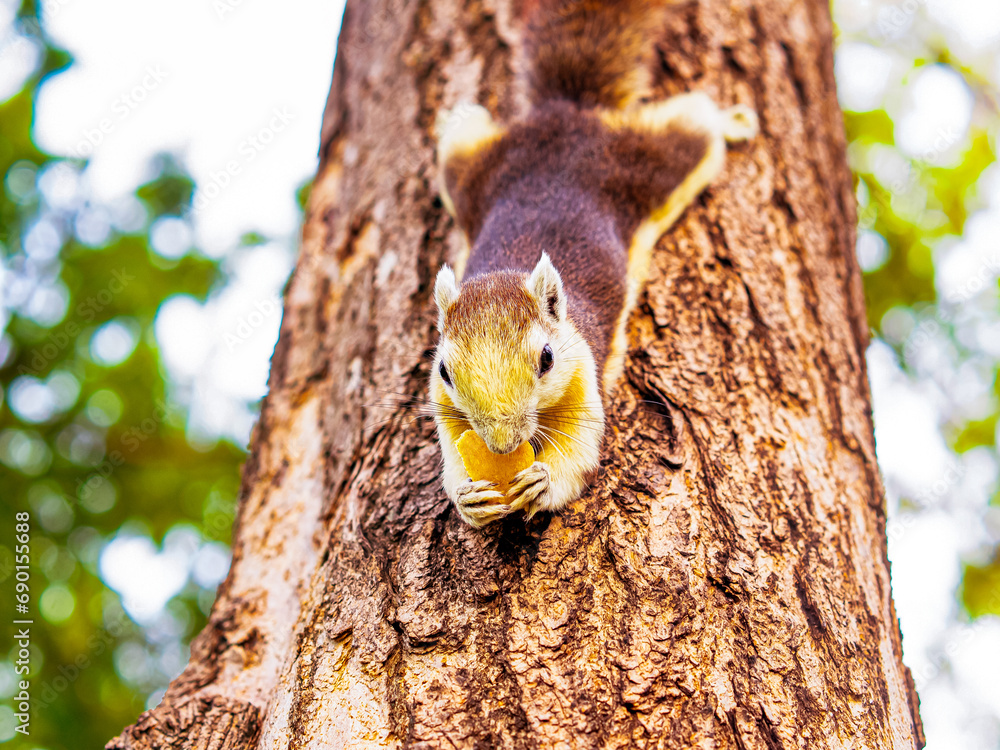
[[432, 0, 758, 528]]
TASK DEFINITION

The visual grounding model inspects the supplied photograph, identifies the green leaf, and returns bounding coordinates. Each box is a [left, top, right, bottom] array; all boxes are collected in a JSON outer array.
[[962, 554, 1000, 619], [844, 110, 895, 145]]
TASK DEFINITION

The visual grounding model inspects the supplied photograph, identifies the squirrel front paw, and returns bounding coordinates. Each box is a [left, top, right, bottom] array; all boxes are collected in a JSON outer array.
[[455, 479, 512, 528], [507, 462, 552, 520]]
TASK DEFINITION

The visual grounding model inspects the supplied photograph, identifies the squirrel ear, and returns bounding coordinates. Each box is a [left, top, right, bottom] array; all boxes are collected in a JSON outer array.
[[434, 265, 459, 330], [528, 253, 566, 323]]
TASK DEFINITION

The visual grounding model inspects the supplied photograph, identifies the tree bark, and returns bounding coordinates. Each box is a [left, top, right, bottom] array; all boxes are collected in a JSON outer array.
[[109, 0, 926, 748]]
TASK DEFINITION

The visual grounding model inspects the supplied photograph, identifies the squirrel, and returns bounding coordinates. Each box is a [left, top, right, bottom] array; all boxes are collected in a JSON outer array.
[[430, 0, 758, 528]]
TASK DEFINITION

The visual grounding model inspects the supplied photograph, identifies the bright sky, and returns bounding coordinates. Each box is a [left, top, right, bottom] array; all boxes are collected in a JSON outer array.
[[34, 0, 345, 253], [25, 0, 346, 444], [6, 0, 1000, 741]]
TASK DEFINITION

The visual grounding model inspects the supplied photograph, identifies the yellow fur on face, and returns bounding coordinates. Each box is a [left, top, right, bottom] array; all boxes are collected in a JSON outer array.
[[437, 275, 545, 453], [432, 268, 605, 521], [451, 338, 536, 428]]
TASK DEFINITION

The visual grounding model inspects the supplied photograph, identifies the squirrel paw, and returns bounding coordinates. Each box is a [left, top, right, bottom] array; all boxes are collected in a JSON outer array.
[[721, 104, 759, 142], [456, 479, 511, 528], [507, 462, 552, 520]]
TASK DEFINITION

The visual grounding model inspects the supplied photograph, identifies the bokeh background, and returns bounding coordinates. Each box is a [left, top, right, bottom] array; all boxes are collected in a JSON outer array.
[[0, 0, 998, 746]]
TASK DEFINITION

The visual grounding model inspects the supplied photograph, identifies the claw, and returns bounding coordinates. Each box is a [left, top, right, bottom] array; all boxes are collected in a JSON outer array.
[[456, 479, 513, 528], [460, 491, 505, 507], [469, 479, 498, 491], [506, 462, 552, 515], [458, 503, 512, 528]]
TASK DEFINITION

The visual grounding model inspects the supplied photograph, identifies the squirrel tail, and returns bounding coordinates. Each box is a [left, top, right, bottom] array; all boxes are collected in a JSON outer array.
[[522, 0, 670, 109]]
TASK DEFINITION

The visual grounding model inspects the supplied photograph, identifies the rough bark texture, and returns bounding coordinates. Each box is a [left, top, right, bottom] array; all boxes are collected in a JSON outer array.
[[109, 0, 925, 748]]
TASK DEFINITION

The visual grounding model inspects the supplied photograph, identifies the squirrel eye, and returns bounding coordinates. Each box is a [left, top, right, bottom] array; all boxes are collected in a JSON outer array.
[[439, 361, 452, 386], [539, 344, 554, 375]]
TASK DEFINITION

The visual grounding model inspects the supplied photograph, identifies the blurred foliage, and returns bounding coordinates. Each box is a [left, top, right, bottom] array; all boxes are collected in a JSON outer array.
[[851, 116, 995, 325], [834, 1, 1000, 624], [0, 3, 246, 748], [964, 550, 1000, 619]]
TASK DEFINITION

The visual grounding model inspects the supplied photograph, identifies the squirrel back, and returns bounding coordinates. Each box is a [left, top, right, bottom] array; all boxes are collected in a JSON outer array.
[[522, 0, 669, 109], [431, 0, 757, 527]]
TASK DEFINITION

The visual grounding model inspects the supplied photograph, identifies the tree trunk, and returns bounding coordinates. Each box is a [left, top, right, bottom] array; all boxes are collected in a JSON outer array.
[[109, 0, 925, 747]]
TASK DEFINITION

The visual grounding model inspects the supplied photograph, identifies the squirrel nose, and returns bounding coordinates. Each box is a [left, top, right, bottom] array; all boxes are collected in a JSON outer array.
[[483, 435, 520, 455], [480, 425, 522, 455]]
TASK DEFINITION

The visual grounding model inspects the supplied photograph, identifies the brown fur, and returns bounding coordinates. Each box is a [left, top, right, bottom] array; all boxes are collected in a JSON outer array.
[[522, 0, 669, 108], [443, 101, 710, 380], [433, 0, 757, 525], [443, 273, 540, 342]]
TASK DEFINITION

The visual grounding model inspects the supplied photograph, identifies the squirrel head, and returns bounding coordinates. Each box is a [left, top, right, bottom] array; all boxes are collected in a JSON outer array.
[[432, 253, 584, 455]]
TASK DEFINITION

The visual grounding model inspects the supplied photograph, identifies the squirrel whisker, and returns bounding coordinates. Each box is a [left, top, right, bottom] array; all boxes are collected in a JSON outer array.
[[535, 426, 570, 462]]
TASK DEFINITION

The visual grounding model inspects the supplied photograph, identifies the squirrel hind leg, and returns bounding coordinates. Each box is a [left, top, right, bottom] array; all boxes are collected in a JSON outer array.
[[603, 92, 759, 145], [721, 104, 759, 142]]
